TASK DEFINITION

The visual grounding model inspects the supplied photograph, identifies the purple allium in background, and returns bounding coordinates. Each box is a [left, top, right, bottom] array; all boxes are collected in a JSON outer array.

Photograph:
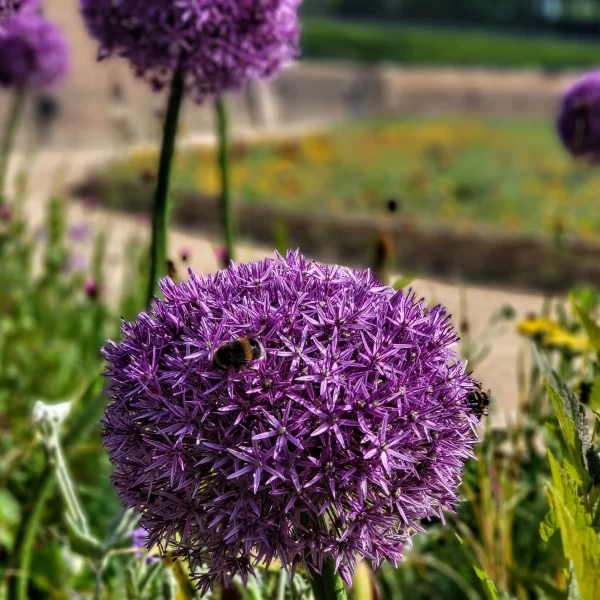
[[0, 203, 10, 222], [102, 251, 481, 592], [65, 253, 88, 273], [80, 0, 301, 103], [0, 0, 38, 22], [0, 14, 69, 89], [68, 223, 91, 242], [557, 71, 600, 159]]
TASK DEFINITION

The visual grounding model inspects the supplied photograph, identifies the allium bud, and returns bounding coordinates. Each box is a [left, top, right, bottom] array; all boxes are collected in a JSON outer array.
[[80, 0, 301, 103], [102, 251, 481, 592]]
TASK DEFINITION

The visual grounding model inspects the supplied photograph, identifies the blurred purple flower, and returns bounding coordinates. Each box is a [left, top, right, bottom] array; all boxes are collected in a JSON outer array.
[[557, 71, 600, 159], [84, 278, 99, 299], [214, 245, 228, 267], [68, 223, 90, 242], [132, 527, 160, 563], [0, 14, 69, 89], [102, 251, 481, 592], [80, 0, 301, 103], [65, 253, 88, 273], [0, 203, 10, 222], [0, 0, 39, 22]]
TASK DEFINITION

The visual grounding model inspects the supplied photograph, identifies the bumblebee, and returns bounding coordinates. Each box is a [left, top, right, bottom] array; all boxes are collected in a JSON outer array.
[[466, 383, 491, 417], [213, 337, 265, 372]]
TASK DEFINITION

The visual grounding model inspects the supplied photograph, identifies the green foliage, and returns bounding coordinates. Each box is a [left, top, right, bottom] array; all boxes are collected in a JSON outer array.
[[302, 19, 600, 68]]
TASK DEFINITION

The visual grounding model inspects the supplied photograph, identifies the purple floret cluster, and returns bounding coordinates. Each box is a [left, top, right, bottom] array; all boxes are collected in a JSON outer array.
[[0, 13, 69, 88], [102, 251, 480, 592], [557, 71, 600, 159], [81, 0, 301, 103], [0, 0, 38, 22]]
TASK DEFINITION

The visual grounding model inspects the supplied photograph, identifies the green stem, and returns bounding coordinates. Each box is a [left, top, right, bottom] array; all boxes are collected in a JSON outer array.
[[214, 96, 235, 265], [146, 70, 185, 308], [0, 87, 26, 201], [6, 374, 104, 600], [309, 558, 348, 600], [6, 472, 54, 600]]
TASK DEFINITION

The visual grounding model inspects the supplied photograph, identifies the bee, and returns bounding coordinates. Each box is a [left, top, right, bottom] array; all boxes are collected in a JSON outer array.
[[466, 383, 491, 417], [213, 337, 265, 372]]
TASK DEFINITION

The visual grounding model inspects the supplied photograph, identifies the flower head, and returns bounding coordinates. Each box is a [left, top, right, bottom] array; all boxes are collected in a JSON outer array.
[[0, 14, 69, 89], [102, 251, 481, 592], [0, 0, 38, 22], [81, 0, 301, 103], [557, 71, 600, 159]]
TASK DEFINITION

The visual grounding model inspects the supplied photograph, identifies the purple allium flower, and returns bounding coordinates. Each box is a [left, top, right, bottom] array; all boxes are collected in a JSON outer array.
[[0, 14, 69, 89], [65, 253, 88, 273], [557, 71, 600, 159], [102, 251, 481, 592], [80, 0, 301, 103], [0, 0, 38, 22], [0, 203, 10, 222]]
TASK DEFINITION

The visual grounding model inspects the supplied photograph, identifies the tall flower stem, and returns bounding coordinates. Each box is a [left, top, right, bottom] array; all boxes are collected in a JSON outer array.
[[0, 87, 26, 202], [309, 558, 348, 600], [214, 96, 235, 264], [146, 70, 185, 308]]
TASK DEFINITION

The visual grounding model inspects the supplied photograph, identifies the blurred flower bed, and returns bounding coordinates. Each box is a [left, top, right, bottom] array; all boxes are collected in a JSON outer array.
[[97, 117, 600, 240]]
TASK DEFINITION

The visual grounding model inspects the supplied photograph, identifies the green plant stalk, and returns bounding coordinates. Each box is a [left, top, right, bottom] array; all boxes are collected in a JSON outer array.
[[0, 87, 26, 201], [215, 96, 235, 264], [5, 473, 54, 600], [309, 558, 347, 600], [6, 373, 104, 600], [146, 70, 185, 307]]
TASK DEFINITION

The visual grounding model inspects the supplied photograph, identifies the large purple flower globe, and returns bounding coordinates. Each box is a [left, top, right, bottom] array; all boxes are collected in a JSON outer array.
[[557, 71, 600, 159], [0, 14, 69, 88], [80, 0, 301, 103], [0, 0, 38, 22], [103, 252, 481, 591]]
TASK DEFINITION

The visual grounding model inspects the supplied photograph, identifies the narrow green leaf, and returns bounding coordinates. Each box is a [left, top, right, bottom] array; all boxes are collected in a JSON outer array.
[[571, 298, 600, 353], [473, 566, 499, 600], [64, 513, 104, 562]]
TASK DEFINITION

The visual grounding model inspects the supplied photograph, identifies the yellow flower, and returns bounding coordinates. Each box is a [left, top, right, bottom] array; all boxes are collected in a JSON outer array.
[[543, 329, 591, 354], [516, 317, 559, 338]]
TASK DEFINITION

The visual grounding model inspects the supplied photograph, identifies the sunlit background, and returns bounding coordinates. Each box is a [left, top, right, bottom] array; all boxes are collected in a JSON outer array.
[[3, 1, 600, 598]]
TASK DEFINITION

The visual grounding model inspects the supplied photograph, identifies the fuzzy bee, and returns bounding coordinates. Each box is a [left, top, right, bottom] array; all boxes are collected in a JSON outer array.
[[466, 383, 491, 417], [213, 337, 265, 372]]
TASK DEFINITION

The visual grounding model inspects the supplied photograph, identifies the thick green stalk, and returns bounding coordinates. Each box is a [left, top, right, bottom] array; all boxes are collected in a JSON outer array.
[[214, 97, 235, 264], [309, 558, 348, 600], [146, 70, 185, 307], [0, 87, 26, 201]]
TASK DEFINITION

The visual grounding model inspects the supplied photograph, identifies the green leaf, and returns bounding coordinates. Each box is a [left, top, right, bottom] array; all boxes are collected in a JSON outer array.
[[571, 298, 600, 353], [64, 513, 105, 562], [392, 275, 414, 290], [589, 377, 600, 412], [546, 451, 600, 600], [0, 488, 21, 550], [540, 509, 558, 542], [473, 566, 500, 600]]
